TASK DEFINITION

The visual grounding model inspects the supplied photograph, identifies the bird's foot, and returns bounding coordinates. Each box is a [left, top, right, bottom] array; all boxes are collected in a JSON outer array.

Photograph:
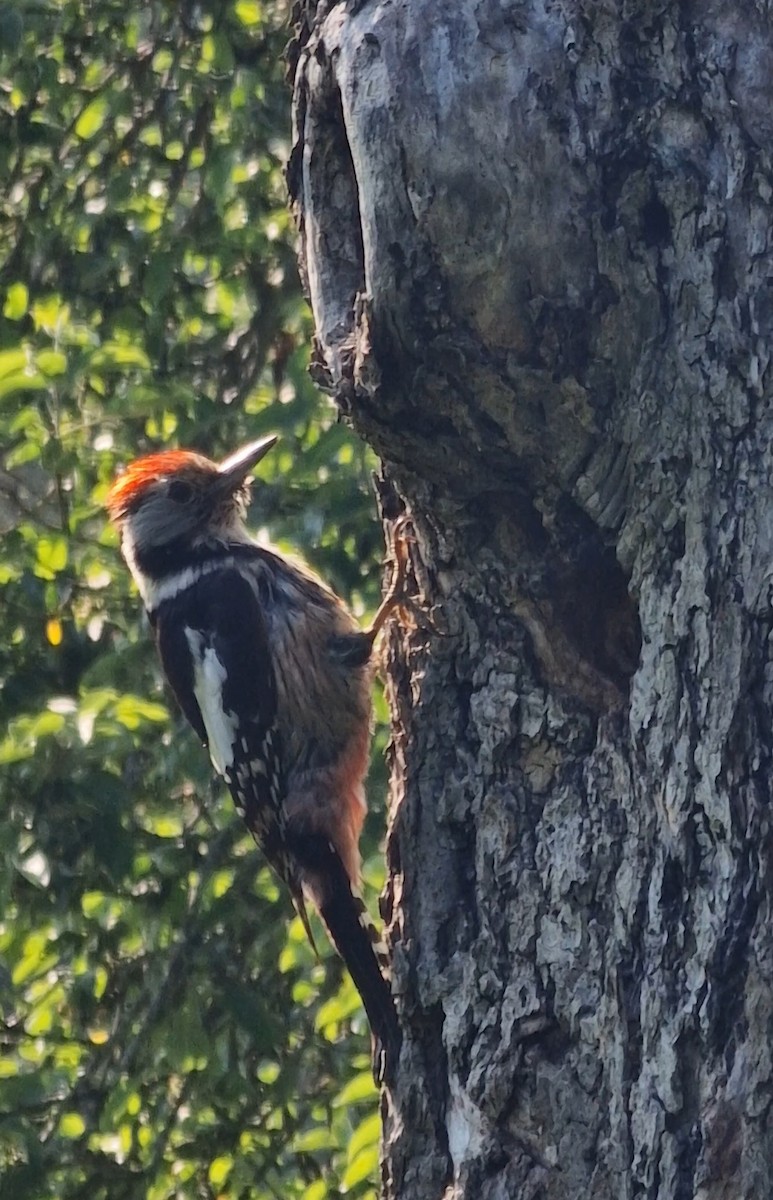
[[364, 516, 436, 644]]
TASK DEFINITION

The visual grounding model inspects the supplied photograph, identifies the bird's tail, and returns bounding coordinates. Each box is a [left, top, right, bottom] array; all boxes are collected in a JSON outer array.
[[288, 832, 401, 1080]]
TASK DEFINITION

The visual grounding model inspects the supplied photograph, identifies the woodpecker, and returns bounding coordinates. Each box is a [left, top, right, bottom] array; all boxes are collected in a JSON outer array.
[[106, 436, 401, 1073]]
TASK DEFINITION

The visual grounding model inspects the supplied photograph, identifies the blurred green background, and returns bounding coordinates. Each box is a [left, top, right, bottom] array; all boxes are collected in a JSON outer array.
[[0, 3, 389, 1197]]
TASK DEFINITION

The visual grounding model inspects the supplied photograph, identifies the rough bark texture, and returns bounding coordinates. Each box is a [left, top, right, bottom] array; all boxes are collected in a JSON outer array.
[[288, 3, 773, 1197]]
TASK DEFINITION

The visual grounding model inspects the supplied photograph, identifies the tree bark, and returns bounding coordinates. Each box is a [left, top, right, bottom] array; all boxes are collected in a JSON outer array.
[[288, 3, 773, 1197]]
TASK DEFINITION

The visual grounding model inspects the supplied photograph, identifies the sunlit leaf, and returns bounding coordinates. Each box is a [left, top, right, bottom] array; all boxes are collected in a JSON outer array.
[[234, 0, 262, 25], [145, 814, 183, 838], [208, 1155, 233, 1186], [293, 1125, 336, 1153], [341, 1145, 379, 1190], [315, 981, 362, 1032], [4, 282, 29, 319], [93, 966, 108, 999], [333, 1071, 378, 1108], [347, 1112, 380, 1162], [209, 868, 235, 898], [31, 295, 69, 333], [36, 349, 68, 377], [257, 1061, 280, 1084], [59, 1113, 87, 1139], [0, 347, 29, 378], [0, 370, 46, 402], [113, 695, 169, 728], [12, 932, 53, 986], [36, 536, 68, 576], [46, 618, 63, 646], [91, 342, 151, 370], [75, 96, 108, 139], [25, 1004, 54, 1035]]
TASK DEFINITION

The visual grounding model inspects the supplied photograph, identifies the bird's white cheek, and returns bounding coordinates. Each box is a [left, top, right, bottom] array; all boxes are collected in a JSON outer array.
[[184, 629, 237, 776], [120, 530, 152, 606]]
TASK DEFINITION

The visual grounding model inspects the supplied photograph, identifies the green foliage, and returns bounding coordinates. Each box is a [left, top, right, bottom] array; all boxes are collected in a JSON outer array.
[[0, 3, 386, 1196]]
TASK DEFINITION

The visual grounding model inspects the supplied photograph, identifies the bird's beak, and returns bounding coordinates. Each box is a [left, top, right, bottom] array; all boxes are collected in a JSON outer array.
[[216, 435, 278, 492]]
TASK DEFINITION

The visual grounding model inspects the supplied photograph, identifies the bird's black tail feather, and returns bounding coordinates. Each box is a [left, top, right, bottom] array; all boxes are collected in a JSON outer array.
[[288, 832, 401, 1080]]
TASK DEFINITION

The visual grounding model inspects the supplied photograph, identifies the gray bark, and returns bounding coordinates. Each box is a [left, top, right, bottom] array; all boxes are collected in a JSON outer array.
[[288, 3, 773, 1197]]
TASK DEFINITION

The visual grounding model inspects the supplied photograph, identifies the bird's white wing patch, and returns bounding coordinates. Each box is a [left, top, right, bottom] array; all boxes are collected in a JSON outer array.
[[184, 628, 237, 776]]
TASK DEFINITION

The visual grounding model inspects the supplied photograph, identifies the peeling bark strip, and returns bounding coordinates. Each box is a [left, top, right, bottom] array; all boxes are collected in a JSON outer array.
[[289, 3, 773, 1197]]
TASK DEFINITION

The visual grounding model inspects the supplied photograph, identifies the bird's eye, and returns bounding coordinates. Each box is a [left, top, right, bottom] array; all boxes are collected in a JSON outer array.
[[168, 479, 194, 503]]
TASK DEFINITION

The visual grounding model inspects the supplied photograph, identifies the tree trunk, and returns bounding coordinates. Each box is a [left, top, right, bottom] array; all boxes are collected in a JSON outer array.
[[288, 3, 773, 1197]]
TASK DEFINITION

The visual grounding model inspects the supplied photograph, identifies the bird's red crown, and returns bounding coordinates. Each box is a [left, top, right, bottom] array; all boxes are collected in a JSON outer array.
[[106, 450, 213, 520]]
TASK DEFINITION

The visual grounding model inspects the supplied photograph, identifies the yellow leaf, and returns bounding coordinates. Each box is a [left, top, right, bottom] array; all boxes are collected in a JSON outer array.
[[0, 347, 28, 378], [208, 1155, 233, 1186], [31, 295, 69, 333], [93, 965, 108, 999], [234, 0, 262, 25], [333, 1070, 378, 1108], [75, 96, 108, 140], [36, 349, 67, 377], [3, 282, 28, 320], [147, 815, 183, 838], [342, 1145, 378, 1190], [36, 536, 68, 578], [46, 618, 63, 646], [59, 1113, 86, 1139], [210, 868, 234, 899], [256, 1060, 279, 1084], [348, 1111, 381, 1163], [293, 1126, 334, 1153], [25, 1006, 53, 1035]]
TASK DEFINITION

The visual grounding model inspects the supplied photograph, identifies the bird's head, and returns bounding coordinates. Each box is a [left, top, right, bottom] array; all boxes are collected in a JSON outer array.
[[106, 436, 278, 559]]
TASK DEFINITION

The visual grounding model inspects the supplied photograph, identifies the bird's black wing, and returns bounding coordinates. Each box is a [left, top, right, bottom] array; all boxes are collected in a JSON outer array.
[[153, 567, 293, 880]]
